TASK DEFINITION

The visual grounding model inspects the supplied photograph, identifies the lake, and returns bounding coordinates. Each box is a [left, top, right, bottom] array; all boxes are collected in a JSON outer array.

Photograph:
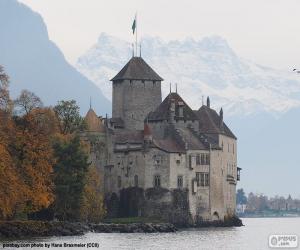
[[2, 218, 300, 250]]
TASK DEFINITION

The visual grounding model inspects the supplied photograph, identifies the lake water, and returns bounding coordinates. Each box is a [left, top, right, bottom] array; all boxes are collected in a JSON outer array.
[[2, 218, 300, 250]]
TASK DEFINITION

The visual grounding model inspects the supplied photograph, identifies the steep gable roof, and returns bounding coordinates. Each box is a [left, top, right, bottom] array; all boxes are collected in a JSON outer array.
[[111, 57, 163, 81], [147, 92, 198, 122], [195, 105, 237, 139]]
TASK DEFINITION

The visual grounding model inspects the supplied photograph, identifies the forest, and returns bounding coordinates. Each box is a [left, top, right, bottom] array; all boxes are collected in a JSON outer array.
[[0, 65, 106, 222]]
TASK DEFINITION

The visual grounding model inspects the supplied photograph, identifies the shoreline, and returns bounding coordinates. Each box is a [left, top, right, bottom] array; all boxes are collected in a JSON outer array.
[[0, 218, 243, 239]]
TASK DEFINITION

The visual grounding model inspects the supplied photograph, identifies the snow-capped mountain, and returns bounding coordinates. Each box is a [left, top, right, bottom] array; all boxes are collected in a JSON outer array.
[[76, 33, 300, 117]]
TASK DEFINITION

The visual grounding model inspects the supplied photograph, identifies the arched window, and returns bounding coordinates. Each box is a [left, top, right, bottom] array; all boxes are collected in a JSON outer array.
[[134, 175, 138, 187], [154, 175, 161, 187]]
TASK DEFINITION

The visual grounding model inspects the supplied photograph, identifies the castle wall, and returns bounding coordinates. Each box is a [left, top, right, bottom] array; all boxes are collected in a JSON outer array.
[[185, 150, 210, 222], [144, 148, 170, 189], [112, 80, 162, 130], [209, 149, 226, 220], [105, 150, 146, 195], [219, 134, 237, 216]]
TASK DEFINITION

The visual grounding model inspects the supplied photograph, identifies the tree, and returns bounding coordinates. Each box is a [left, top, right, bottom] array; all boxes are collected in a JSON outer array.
[[52, 135, 90, 221], [80, 165, 106, 223], [54, 100, 84, 135], [11, 110, 56, 214], [0, 65, 10, 111], [14, 90, 43, 115], [236, 188, 247, 205]]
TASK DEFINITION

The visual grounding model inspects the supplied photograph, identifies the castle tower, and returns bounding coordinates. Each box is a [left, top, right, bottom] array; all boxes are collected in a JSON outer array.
[[111, 57, 163, 130]]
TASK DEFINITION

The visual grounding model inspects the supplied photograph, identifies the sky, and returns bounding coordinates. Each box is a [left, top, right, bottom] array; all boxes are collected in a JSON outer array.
[[19, 0, 300, 70]]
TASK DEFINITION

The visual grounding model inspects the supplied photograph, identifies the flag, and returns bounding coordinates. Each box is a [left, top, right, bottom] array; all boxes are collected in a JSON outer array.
[[132, 14, 136, 34]]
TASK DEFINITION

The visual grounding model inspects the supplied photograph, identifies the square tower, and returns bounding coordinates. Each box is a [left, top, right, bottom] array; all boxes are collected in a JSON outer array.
[[111, 56, 163, 130]]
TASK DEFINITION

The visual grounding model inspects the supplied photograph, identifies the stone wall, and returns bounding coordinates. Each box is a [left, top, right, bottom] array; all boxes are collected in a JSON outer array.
[[219, 134, 237, 216], [112, 79, 162, 130]]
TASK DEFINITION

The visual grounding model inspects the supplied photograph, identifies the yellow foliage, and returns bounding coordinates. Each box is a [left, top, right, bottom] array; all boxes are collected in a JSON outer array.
[[80, 165, 106, 223]]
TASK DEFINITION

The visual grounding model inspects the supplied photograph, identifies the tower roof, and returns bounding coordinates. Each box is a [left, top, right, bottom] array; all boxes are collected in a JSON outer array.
[[84, 108, 105, 133], [111, 57, 163, 81]]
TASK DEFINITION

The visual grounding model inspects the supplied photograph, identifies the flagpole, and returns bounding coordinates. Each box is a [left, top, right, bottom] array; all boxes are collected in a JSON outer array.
[[135, 12, 138, 57]]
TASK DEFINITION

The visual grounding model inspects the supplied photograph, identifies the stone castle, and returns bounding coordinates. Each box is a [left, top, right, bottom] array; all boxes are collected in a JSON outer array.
[[82, 56, 241, 225]]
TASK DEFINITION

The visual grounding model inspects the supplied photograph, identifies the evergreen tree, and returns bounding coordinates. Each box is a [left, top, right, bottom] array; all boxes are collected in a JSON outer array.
[[52, 136, 90, 221]]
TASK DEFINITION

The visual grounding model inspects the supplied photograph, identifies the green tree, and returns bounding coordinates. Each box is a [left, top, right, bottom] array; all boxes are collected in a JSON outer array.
[[236, 188, 247, 205], [54, 100, 85, 135], [52, 136, 90, 221]]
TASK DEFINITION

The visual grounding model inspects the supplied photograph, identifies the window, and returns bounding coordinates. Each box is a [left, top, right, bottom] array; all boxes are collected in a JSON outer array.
[[117, 176, 121, 188], [196, 172, 209, 187], [200, 173, 205, 187], [237, 167, 241, 181], [154, 155, 161, 166], [154, 175, 161, 187], [177, 176, 183, 188], [196, 154, 200, 165], [176, 159, 180, 165], [204, 173, 209, 186], [179, 107, 183, 117], [205, 154, 210, 165], [134, 175, 138, 187], [200, 154, 205, 165]]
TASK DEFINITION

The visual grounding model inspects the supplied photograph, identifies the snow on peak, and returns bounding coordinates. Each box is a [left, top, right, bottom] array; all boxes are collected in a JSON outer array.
[[76, 34, 300, 117]]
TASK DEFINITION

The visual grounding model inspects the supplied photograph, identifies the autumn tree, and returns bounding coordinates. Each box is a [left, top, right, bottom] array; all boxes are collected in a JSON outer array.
[[11, 108, 57, 215], [54, 100, 85, 135], [52, 135, 90, 221], [14, 89, 43, 115], [80, 165, 106, 223]]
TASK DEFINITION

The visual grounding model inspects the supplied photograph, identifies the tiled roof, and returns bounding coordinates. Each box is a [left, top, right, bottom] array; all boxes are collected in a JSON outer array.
[[195, 105, 237, 139], [114, 130, 144, 144], [109, 117, 125, 128], [111, 57, 163, 81], [84, 108, 105, 133], [146, 92, 198, 122], [151, 124, 186, 153], [176, 127, 207, 150]]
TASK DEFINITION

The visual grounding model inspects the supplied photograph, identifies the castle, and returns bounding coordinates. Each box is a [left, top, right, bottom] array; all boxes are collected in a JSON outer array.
[[82, 56, 241, 225]]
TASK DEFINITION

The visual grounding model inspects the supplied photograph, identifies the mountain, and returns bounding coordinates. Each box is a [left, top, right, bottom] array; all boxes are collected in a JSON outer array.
[[76, 33, 300, 117], [0, 0, 110, 115], [76, 33, 300, 197]]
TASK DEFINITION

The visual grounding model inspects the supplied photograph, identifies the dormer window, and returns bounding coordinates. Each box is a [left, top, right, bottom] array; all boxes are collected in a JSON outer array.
[[178, 101, 184, 117]]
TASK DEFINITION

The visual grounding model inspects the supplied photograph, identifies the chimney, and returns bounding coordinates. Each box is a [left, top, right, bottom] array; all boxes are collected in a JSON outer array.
[[219, 108, 223, 128], [207, 96, 210, 108], [144, 122, 152, 141]]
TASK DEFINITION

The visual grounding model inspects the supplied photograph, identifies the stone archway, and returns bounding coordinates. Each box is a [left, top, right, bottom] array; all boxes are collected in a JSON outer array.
[[212, 211, 220, 221]]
